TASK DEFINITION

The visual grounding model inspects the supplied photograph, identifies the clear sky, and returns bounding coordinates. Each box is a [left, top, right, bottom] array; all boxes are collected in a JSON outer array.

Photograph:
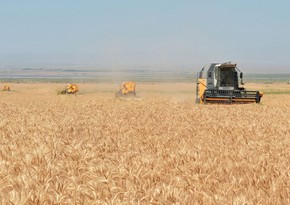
[[0, 0, 289, 72]]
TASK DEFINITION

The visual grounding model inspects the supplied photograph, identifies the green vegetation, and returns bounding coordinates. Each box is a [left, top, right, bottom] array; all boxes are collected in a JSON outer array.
[[264, 90, 290, 95]]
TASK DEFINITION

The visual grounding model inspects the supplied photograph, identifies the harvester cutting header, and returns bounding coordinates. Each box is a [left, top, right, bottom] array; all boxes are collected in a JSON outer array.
[[196, 62, 263, 104]]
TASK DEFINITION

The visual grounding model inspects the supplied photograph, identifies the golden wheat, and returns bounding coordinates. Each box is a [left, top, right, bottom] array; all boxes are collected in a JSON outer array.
[[0, 83, 289, 204]]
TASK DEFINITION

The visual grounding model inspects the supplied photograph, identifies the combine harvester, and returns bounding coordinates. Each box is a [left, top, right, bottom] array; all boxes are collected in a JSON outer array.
[[58, 83, 79, 95], [2, 85, 11, 91], [196, 62, 263, 104], [115, 81, 136, 97]]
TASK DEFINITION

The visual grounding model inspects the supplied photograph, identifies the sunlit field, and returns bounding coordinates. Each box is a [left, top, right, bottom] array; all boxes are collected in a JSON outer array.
[[0, 82, 289, 204]]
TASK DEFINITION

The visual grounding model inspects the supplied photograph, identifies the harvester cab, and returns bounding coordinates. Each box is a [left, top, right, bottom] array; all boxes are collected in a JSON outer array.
[[196, 62, 263, 104], [115, 81, 136, 97]]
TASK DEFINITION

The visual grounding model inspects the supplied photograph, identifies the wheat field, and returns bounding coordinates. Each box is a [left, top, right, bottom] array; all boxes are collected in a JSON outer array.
[[0, 83, 289, 204]]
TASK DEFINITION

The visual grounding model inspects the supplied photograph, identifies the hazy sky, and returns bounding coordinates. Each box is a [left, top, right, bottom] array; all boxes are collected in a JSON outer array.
[[0, 0, 289, 72]]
